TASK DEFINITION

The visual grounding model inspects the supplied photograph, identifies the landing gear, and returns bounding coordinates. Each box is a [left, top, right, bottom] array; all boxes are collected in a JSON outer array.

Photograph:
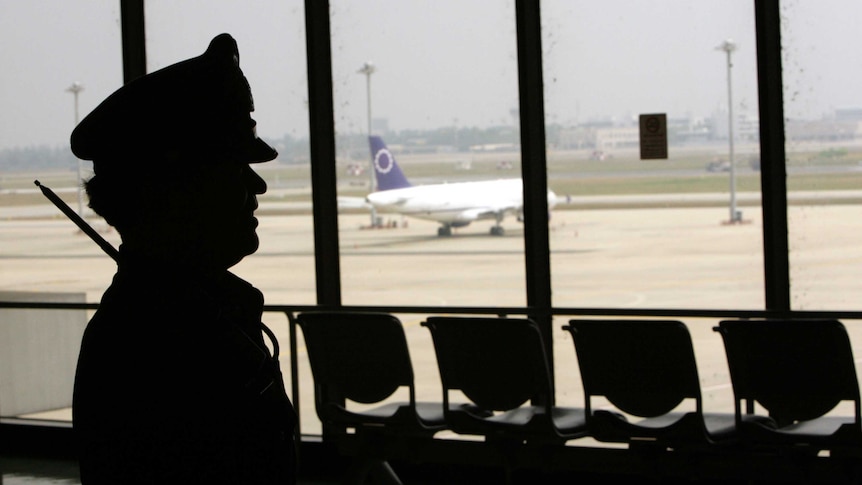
[[437, 225, 453, 237], [490, 212, 505, 236]]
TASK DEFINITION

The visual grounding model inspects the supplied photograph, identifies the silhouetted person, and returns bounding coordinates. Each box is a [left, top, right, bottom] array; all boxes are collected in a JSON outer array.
[[70, 34, 296, 484]]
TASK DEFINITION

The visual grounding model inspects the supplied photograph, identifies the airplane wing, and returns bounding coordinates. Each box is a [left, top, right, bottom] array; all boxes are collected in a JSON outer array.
[[457, 204, 521, 222], [337, 196, 372, 210]]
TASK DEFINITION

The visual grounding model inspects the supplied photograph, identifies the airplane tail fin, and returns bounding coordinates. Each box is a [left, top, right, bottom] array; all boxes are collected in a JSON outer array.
[[369, 135, 411, 191]]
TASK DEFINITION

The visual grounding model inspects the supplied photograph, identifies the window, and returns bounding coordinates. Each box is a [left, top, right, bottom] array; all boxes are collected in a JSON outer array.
[[781, 0, 862, 311], [542, 0, 764, 311], [0, 1, 123, 422], [330, 0, 527, 307]]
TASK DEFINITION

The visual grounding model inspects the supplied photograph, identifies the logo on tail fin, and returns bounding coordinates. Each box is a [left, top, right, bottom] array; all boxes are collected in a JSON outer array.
[[369, 136, 411, 191], [374, 147, 394, 174]]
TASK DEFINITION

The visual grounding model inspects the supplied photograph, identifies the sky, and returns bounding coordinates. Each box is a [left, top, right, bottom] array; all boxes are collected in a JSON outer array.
[[1, 0, 861, 152]]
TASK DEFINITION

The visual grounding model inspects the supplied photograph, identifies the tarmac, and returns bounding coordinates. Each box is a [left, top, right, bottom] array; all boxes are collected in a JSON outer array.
[[2, 199, 862, 438]]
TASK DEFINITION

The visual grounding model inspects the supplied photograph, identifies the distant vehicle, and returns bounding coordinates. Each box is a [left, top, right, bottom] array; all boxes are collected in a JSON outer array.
[[361, 136, 561, 236], [454, 160, 472, 171], [346, 162, 365, 176], [496, 160, 514, 170], [590, 150, 610, 161], [706, 159, 731, 172]]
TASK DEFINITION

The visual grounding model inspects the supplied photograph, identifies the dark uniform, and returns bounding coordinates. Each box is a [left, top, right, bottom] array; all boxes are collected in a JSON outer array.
[[73, 256, 296, 483], [70, 34, 296, 484]]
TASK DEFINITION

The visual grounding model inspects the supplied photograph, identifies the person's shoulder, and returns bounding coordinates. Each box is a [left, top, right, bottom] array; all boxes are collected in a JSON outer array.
[[86, 271, 213, 339], [210, 271, 264, 307]]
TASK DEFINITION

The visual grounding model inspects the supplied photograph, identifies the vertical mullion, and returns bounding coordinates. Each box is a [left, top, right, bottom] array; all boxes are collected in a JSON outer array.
[[120, 0, 146, 83], [754, 0, 790, 311], [305, 0, 342, 307], [515, 0, 553, 386]]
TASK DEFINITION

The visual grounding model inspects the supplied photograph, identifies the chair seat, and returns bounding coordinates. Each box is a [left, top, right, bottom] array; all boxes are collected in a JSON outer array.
[[551, 406, 589, 434], [702, 412, 738, 441], [446, 404, 587, 441], [484, 406, 586, 431], [590, 409, 737, 445], [330, 401, 447, 429], [415, 401, 447, 425], [740, 414, 861, 445]]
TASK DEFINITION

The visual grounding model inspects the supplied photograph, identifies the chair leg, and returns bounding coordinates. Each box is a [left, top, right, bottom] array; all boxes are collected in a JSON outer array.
[[343, 459, 403, 485], [370, 460, 404, 485]]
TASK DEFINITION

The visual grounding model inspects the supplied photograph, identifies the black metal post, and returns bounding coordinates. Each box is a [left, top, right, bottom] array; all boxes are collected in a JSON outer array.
[[754, 0, 791, 311], [120, 0, 146, 83], [305, 0, 342, 307], [515, 0, 554, 389]]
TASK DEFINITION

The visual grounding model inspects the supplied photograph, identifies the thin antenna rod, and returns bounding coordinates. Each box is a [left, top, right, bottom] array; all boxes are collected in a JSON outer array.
[[34, 180, 119, 262]]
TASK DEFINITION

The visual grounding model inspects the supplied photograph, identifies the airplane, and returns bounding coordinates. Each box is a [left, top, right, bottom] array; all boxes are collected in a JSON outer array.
[[362, 135, 560, 237]]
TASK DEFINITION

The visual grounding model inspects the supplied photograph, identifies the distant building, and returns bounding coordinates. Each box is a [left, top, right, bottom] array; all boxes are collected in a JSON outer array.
[[709, 108, 759, 142], [834, 108, 862, 122], [785, 119, 862, 141], [594, 126, 639, 150], [556, 126, 597, 150]]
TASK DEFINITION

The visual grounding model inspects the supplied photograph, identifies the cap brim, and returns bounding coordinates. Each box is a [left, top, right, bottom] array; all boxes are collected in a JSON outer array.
[[245, 138, 278, 163]]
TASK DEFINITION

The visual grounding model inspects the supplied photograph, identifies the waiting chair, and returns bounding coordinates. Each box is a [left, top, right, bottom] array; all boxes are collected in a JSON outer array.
[[715, 319, 862, 451], [296, 311, 447, 484], [562, 319, 736, 449], [421, 316, 587, 445]]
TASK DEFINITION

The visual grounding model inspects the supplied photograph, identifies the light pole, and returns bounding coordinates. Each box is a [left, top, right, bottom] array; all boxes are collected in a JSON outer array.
[[66, 81, 85, 218], [358, 61, 378, 226], [717, 39, 740, 223]]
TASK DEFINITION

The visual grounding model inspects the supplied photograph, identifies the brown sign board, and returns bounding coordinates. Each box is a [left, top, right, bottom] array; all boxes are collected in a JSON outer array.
[[639, 113, 668, 160]]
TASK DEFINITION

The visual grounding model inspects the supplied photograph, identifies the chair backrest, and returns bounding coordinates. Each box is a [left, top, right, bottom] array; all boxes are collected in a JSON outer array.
[[296, 312, 415, 405], [564, 319, 701, 418], [422, 316, 552, 412], [716, 319, 860, 424]]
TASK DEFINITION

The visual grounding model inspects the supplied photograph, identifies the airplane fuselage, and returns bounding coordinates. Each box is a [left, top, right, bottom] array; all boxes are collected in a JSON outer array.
[[366, 178, 557, 226]]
